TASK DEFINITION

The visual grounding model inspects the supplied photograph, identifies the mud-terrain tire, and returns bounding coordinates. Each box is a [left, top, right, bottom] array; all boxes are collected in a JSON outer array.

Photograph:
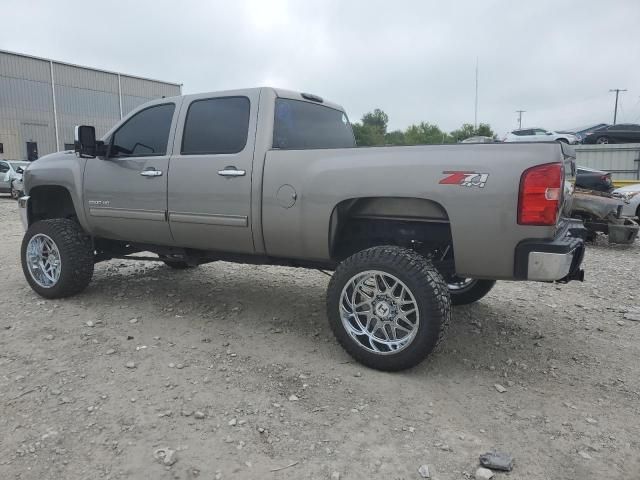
[[448, 279, 496, 305], [21, 219, 94, 299], [326, 246, 451, 371]]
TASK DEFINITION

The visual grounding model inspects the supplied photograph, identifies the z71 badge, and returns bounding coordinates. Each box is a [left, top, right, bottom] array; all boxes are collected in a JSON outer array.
[[439, 171, 489, 188]]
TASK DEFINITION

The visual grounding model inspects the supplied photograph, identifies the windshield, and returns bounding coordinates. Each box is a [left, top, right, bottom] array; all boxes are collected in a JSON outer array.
[[273, 98, 355, 150]]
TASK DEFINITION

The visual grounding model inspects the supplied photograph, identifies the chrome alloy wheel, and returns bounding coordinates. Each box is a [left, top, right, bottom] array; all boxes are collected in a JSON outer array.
[[339, 270, 419, 355], [26, 233, 62, 288]]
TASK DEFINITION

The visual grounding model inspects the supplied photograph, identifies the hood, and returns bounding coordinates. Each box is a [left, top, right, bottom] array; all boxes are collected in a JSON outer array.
[[31, 150, 76, 164]]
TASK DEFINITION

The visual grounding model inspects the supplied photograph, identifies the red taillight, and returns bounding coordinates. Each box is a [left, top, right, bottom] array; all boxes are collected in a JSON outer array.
[[518, 162, 563, 225]]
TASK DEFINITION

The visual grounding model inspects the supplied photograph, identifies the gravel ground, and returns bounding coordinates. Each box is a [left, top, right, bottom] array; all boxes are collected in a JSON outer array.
[[1, 196, 639, 480]]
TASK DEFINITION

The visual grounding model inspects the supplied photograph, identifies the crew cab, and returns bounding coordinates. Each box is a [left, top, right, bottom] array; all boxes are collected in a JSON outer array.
[[18, 87, 585, 370]]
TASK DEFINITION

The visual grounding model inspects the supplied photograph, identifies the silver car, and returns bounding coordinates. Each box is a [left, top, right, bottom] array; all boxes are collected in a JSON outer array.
[[0, 160, 29, 198]]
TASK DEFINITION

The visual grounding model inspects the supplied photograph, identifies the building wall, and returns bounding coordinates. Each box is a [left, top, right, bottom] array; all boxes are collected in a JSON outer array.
[[575, 144, 640, 181], [0, 50, 181, 160]]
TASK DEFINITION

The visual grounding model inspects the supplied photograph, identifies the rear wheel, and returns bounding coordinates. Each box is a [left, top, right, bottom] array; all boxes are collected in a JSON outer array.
[[447, 278, 496, 305], [21, 219, 94, 298], [326, 246, 451, 371], [596, 136, 610, 144], [557, 138, 569, 144]]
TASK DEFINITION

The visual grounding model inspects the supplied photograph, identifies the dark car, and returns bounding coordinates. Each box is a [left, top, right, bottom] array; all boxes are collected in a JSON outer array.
[[557, 123, 608, 143], [576, 166, 613, 192], [583, 124, 640, 144]]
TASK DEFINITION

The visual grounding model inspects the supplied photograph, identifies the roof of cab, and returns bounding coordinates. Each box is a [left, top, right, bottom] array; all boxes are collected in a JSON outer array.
[[161, 87, 346, 112]]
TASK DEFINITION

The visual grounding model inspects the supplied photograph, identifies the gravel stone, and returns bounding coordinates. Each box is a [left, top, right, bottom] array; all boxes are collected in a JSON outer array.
[[475, 467, 494, 480], [479, 451, 513, 471]]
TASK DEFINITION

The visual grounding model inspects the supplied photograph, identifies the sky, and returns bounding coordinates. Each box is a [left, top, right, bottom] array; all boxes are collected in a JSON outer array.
[[2, 0, 640, 136]]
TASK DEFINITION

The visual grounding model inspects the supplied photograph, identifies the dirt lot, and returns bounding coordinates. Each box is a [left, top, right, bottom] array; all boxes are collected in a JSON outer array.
[[1, 197, 639, 480]]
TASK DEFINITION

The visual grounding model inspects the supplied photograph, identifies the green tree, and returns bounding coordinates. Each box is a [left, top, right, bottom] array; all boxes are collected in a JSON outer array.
[[353, 108, 389, 146], [404, 122, 453, 145], [450, 123, 496, 142], [384, 130, 406, 145], [352, 123, 385, 146], [475, 123, 495, 138], [361, 109, 389, 133]]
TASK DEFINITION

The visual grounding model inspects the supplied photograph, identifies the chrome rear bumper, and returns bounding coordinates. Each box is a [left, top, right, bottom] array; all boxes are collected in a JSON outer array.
[[527, 250, 577, 281], [514, 219, 586, 282]]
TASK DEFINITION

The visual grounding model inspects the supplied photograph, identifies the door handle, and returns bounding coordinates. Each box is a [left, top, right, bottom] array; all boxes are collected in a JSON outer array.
[[218, 167, 246, 177], [140, 168, 163, 177]]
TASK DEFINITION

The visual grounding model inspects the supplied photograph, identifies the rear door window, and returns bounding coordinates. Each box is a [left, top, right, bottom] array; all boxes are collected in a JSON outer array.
[[181, 97, 250, 155], [273, 98, 355, 150]]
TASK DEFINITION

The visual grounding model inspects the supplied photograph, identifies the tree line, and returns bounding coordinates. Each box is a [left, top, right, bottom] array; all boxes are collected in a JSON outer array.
[[351, 109, 496, 146]]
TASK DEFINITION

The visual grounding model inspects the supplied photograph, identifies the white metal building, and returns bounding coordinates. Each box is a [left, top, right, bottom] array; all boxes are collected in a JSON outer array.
[[0, 50, 181, 161]]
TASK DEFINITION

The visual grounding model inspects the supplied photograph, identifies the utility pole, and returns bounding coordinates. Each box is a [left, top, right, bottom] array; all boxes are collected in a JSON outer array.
[[474, 57, 479, 130], [609, 89, 626, 125], [516, 110, 526, 129]]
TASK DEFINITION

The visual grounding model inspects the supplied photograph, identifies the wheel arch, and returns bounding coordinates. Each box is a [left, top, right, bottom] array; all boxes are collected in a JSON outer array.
[[328, 196, 453, 261], [27, 185, 88, 230]]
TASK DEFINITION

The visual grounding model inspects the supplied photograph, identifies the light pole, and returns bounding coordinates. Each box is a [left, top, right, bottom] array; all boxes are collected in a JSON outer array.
[[516, 110, 526, 129], [609, 89, 627, 125]]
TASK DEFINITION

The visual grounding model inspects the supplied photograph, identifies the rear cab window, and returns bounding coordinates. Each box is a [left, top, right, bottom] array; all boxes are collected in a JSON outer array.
[[273, 98, 355, 150]]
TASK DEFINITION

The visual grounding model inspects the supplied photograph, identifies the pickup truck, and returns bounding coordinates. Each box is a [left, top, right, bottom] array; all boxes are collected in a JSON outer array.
[[18, 87, 586, 371]]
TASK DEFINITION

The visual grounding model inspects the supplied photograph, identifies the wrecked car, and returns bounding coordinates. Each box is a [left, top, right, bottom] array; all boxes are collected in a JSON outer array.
[[571, 188, 639, 244]]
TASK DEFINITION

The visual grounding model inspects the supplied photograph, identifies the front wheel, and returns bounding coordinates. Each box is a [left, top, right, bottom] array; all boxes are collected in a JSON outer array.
[[447, 278, 496, 305], [21, 219, 94, 299], [326, 246, 451, 371], [596, 136, 610, 144]]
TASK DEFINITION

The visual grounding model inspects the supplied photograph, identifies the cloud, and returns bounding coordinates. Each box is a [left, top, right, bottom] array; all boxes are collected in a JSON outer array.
[[2, 0, 639, 135]]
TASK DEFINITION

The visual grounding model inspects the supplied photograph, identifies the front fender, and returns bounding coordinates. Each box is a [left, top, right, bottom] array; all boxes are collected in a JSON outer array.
[[24, 151, 90, 232]]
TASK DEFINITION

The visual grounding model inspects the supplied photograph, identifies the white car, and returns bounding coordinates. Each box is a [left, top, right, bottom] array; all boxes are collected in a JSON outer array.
[[613, 184, 640, 218], [503, 128, 578, 144], [0, 160, 30, 197]]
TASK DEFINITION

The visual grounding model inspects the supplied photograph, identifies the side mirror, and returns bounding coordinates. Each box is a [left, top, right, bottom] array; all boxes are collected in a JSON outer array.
[[546, 132, 553, 135], [75, 125, 97, 158], [15, 167, 24, 174]]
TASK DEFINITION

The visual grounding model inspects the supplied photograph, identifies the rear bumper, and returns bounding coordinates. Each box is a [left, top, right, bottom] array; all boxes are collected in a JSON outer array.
[[514, 219, 586, 282], [18, 196, 29, 231]]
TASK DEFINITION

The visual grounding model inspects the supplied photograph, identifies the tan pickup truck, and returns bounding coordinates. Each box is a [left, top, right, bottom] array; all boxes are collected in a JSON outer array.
[[18, 87, 586, 370]]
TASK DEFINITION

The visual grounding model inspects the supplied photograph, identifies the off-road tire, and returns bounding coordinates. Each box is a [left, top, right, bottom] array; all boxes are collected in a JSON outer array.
[[448, 279, 496, 306], [326, 246, 451, 371], [21, 219, 94, 299]]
